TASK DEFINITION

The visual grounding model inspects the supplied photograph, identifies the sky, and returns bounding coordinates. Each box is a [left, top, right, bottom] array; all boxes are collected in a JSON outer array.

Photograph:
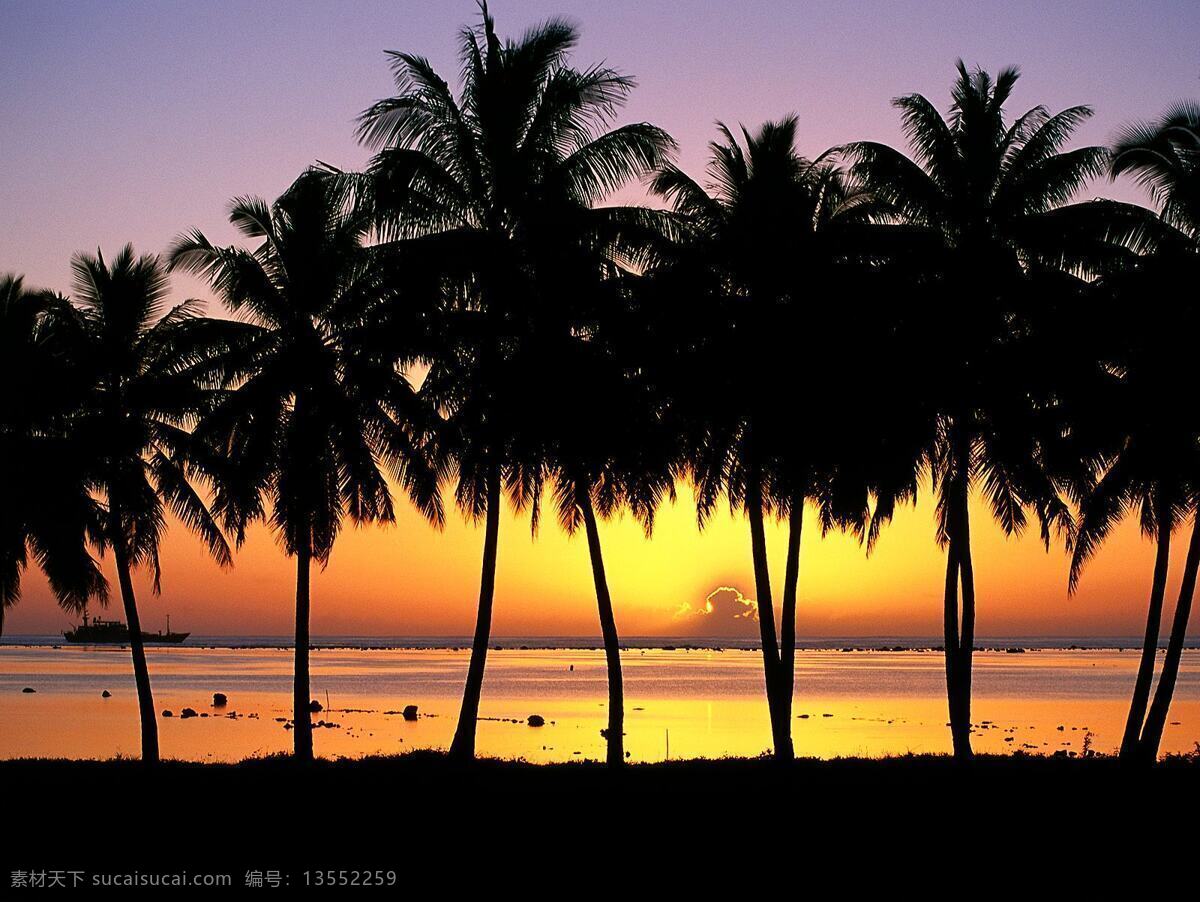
[[3, 0, 1200, 637]]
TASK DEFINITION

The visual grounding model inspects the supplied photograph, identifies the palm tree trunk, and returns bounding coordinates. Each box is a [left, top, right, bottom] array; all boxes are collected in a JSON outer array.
[[942, 532, 965, 757], [1138, 513, 1200, 762], [113, 543, 159, 764], [449, 463, 502, 762], [941, 422, 976, 760], [955, 488, 976, 760], [746, 468, 790, 762], [778, 495, 803, 738], [293, 542, 313, 762], [1121, 507, 1171, 759], [580, 490, 624, 768], [0, 604, 5, 640], [942, 449, 974, 760]]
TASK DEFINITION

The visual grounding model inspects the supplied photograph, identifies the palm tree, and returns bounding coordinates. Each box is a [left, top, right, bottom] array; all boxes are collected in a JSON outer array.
[[67, 246, 233, 763], [649, 117, 903, 761], [539, 294, 676, 767], [1080, 101, 1200, 762], [355, 3, 674, 761], [169, 170, 443, 762], [844, 63, 1117, 758], [1067, 276, 1198, 759], [0, 275, 106, 637]]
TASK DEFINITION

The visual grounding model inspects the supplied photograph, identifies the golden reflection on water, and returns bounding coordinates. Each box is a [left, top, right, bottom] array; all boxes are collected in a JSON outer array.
[[0, 646, 1197, 762]]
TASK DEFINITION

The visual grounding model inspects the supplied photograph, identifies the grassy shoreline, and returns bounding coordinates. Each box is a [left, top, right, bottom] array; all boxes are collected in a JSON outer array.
[[5, 751, 1197, 870], [6, 747, 1198, 777]]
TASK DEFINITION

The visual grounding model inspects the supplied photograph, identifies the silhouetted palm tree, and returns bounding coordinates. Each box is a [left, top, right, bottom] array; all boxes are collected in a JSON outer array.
[[67, 246, 233, 763], [170, 170, 443, 762], [356, 3, 673, 761], [845, 63, 1115, 758], [1067, 277, 1198, 759], [1096, 102, 1200, 762], [539, 291, 676, 766], [0, 275, 105, 637], [650, 117, 902, 760]]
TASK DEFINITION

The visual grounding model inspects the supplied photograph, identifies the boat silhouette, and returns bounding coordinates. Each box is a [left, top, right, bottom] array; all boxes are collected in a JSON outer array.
[[63, 612, 189, 645]]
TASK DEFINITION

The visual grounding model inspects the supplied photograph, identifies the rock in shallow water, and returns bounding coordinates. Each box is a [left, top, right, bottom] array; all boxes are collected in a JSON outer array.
[[528, 714, 545, 727], [402, 705, 418, 721], [212, 692, 227, 707], [101, 690, 111, 698]]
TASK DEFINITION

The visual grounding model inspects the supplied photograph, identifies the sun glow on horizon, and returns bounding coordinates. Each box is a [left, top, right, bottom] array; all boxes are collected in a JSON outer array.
[[9, 481, 1192, 639]]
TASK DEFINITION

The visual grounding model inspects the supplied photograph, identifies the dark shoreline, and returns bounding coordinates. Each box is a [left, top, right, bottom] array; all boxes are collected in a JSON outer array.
[[4, 752, 1197, 874], [6, 747, 1199, 768], [6, 752, 1199, 830]]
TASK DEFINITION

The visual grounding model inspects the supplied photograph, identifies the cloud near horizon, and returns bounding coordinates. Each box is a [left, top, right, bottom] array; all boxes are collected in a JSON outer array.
[[674, 586, 759, 637]]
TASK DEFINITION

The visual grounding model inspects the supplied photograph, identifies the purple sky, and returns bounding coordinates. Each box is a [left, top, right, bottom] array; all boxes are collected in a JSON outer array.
[[2, 0, 1198, 305]]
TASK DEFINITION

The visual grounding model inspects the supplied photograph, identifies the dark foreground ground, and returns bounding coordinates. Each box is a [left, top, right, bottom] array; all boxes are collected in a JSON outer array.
[[3, 752, 1198, 889]]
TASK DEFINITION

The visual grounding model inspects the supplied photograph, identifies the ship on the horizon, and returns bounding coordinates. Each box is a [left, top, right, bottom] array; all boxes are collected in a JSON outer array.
[[63, 612, 189, 645]]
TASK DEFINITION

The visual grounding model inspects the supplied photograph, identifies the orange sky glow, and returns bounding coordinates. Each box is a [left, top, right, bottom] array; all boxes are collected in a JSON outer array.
[[9, 482, 1196, 638]]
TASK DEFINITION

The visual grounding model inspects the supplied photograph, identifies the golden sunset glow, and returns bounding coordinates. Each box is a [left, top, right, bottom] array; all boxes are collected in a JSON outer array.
[[11, 486, 1181, 638]]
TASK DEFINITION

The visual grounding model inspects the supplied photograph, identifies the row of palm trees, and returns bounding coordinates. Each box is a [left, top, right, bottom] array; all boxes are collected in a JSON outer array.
[[3, 6, 1198, 767]]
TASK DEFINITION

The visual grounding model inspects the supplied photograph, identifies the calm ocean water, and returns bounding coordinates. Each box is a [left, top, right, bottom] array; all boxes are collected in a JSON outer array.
[[2, 638, 1198, 763], [3, 634, 1194, 649]]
